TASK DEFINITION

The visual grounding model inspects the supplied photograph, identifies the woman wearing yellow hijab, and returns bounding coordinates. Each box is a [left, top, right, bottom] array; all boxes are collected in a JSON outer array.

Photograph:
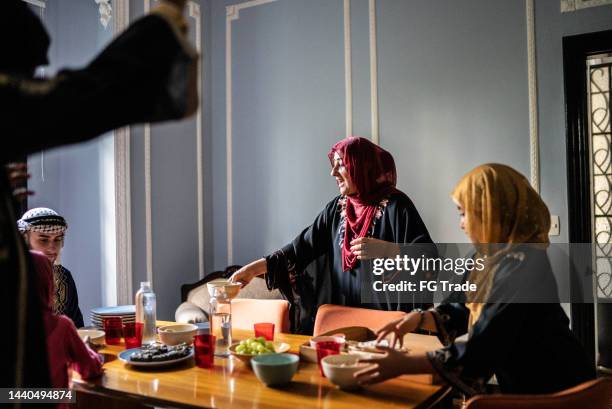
[[452, 163, 550, 328], [355, 164, 594, 396]]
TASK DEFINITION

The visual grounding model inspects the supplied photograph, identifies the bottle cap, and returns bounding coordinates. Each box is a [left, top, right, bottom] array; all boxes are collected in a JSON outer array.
[[140, 281, 151, 288], [195, 322, 210, 335]]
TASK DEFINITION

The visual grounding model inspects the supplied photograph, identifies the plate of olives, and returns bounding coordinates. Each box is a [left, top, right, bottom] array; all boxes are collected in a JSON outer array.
[[119, 342, 194, 367]]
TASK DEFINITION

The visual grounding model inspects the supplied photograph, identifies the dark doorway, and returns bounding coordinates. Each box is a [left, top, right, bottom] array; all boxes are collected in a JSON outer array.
[[564, 29, 612, 372]]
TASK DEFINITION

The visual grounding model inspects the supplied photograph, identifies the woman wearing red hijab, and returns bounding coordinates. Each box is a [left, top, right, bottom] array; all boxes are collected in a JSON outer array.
[[30, 251, 102, 394], [231, 137, 433, 334]]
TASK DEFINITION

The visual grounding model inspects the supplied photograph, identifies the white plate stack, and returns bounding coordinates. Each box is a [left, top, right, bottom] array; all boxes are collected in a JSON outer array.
[[90, 305, 136, 330]]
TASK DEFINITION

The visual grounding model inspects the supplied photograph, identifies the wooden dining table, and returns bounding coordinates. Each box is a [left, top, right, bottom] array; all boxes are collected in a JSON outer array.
[[72, 321, 449, 409]]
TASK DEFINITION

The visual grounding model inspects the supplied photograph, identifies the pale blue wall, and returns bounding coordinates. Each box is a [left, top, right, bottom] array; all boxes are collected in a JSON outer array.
[[209, 0, 347, 269], [206, 0, 612, 272], [377, 0, 530, 243], [28, 0, 113, 327]]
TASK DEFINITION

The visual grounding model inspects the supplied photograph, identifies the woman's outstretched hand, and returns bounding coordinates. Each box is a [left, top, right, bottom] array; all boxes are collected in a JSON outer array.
[[353, 346, 411, 385], [229, 258, 267, 288], [375, 312, 423, 348], [350, 237, 400, 259], [354, 349, 433, 386]]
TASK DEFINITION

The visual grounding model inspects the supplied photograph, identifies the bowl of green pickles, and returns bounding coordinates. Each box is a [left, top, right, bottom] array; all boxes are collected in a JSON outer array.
[[229, 337, 290, 366]]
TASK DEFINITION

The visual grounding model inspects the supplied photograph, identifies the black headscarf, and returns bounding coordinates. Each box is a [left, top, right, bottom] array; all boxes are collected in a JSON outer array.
[[0, 0, 50, 76]]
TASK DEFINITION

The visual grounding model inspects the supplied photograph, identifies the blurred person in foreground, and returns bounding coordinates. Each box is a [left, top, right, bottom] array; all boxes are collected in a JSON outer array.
[[1, 0, 197, 392]]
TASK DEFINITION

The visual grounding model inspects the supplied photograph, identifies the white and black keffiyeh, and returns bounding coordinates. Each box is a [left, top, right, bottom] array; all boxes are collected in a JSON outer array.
[[17, 207, 68, 234]]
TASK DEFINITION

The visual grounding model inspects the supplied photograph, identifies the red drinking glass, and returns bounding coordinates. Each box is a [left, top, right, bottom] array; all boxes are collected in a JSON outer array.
[[315, 341, 341, 377], [253, 323, 275, 341], [194, 334, 216, 368], [123, 322, 143, 349], [103, 316, 123, 345]]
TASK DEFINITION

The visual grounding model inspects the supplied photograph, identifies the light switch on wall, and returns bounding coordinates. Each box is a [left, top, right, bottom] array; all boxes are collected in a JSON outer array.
[[549, 215, 560, 236]]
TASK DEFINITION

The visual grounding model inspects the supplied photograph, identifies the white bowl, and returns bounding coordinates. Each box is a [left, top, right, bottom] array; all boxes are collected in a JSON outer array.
[[158, 324, 198, 345], [206, 279, 241, 300], [309, 335, 346, 348], [77, 329, 105, 345], [321, 354, 372, 390]]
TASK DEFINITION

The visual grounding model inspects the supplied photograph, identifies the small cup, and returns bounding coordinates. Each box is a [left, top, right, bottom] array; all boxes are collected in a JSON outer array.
[[309, 335, 346, 348], [254, 323, 275, 341], [102, 316, 123, 345], [194, 334, 216, 368], [314, 341, 341, 377], [123, 322, 143, 349]]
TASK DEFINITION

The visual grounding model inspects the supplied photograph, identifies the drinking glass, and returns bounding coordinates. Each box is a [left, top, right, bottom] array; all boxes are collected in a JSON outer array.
[[103, 316, 123, 345], [123, 322, 143, 349], [194, 334, 216, 368], [315, 341, 341, 377], [253, 323, 275, 341]]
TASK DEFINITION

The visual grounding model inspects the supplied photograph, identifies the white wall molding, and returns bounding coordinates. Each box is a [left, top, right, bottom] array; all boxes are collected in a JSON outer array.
[[114, 127, 132, 303], [188, 0, 205, 279], [112, 0, 129, 35], [526, 0, 540, 193], [227, 0, 279, 21], [561, 0, 612, 12], [144, 122, 153, 286], [369, 0, 379, 144], [144, 0, 153, 285], [225, 0, 279, 265], [95, 0, 113, 28], [225, 5, 234, 265], [113, 0, 132, 305], [344, 0, 353, 137], [22, 0, 45, 9]]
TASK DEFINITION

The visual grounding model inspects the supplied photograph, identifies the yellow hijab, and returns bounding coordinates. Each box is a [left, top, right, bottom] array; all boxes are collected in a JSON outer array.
[[451, 164, 550, 327]]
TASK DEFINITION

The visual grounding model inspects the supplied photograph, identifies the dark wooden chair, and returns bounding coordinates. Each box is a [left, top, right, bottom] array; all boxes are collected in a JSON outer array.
[[176, 265, 285, 325], [180, 265, 242, 302], [465, 378, 612, 409]]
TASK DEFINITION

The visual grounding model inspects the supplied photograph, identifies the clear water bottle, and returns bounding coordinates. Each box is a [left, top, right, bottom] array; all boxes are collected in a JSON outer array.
[[209, 287, 232, 356], [135, 281, 157, 345]]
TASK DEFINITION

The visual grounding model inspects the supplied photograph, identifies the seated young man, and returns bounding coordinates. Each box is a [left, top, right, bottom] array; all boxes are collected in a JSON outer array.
[[18, 207, 84, 328]]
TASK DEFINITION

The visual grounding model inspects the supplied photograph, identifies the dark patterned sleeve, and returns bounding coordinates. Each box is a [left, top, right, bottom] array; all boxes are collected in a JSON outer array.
[[264, 245, 298, 301], [61, 267, 84, 328], [264, 198, 337, 332], [430, 297, 470, 346], [264, 198, 337, 293], [390, 194, 437, 308], [427, 302, 528, 396]]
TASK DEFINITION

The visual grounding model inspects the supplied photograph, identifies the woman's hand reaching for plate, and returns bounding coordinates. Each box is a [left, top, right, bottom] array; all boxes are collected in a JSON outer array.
[[375, 312, 424, 349], [354, 347, 434, 386], [353, 346, 411, 385]]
